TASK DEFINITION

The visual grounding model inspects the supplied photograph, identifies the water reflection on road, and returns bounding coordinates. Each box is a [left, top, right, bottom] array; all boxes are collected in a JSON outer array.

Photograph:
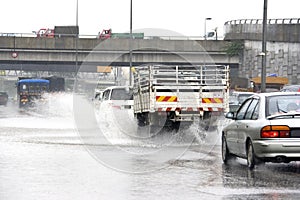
[[0, 93, 299, 200]]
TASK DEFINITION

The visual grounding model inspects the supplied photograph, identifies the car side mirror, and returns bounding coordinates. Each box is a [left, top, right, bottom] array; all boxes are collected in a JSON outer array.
[[225, 112, 235, 119]]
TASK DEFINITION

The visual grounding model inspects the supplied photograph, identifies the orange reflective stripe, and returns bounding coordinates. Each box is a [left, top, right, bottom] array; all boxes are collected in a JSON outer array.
[[156, 96, 177, 102], [202, 98, 223, 103], [156, 96, 165, 102], [168, 96, 177, 102]]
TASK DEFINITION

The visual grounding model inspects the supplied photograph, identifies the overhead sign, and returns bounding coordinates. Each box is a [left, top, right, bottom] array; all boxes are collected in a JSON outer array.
[[97, 66, 112, 73]]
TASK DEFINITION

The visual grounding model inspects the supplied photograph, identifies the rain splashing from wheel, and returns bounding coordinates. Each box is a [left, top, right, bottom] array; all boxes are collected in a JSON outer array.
[[73, 28, 227, 173]]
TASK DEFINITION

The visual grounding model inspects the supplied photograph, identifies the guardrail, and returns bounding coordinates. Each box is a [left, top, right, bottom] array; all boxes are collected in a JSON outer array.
[[0, 32, 224, 41], [225, 18, 300, 25]]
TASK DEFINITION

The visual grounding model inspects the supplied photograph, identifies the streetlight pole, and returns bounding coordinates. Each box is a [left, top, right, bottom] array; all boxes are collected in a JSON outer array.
[[261, 0, 268, 93], [75, 0, 79, 75], [204, 17, 212, 40], [129, 0, 133, 86], [204, 18, 212, 67]]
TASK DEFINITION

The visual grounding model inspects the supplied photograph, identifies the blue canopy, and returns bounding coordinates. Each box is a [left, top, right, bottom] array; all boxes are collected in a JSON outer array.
[[19, 79, 50, 84]]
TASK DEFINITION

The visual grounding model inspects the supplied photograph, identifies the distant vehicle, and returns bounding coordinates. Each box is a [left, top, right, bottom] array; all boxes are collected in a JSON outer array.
[[98, 29, 144, 39], [251, 76, 289, 92], [222, 92, 300, 169], [280, 85, 300, 92], [35, 26, 79, 38], [17, 79, 50, 107], [99, 86, 133, 110], [229, 91, 254, 112], [96, 86, 134, 130], [233, 76, 289, 93], [16, 76, 65, 107], [36, 28, 55, 38], [133, 64, 230, 132], [0, 92, 8, 106], [18, 76, 65, 92]]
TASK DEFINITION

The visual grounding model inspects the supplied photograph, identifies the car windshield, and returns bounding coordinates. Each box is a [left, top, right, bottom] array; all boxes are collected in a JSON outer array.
[[111, 88, 133, 100], [230, 92, 253, 104], [267, 95, 300, 116]]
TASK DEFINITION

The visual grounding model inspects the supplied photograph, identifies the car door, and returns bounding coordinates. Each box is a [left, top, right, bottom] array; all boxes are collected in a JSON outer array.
[[236, 98, 259, 157], [100, 88, 112, 112], [225, 99, 252, 155]]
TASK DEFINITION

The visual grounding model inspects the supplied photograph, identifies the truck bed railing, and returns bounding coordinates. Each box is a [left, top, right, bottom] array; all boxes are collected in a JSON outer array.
[[133, 65, 229, 87]]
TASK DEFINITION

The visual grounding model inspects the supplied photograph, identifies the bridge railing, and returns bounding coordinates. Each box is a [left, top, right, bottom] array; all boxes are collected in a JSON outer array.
[[224, 18, 300, 42], [0, 32, 224, 41], [225, 18, 300, 25]]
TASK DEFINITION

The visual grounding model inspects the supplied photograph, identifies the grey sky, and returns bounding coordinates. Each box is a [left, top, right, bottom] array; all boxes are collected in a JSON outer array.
[[1, 0, 299, 36]]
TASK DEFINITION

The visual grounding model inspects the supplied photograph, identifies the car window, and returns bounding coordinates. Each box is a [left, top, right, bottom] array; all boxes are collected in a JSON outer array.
[[236, 98, 252, 120], [267, 95, 300, 116], [111, 88, 133, 100], [238, 94, 251, 104], [103, 90, 110, 100], [245, 98, 259, 120]]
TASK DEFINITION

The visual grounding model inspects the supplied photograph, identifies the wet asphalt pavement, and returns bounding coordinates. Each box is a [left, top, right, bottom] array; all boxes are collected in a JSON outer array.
[[0, 94, 299, 200]]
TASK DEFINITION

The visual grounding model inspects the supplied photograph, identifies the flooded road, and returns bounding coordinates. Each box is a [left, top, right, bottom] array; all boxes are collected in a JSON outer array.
[[0, 93, 300, 200]]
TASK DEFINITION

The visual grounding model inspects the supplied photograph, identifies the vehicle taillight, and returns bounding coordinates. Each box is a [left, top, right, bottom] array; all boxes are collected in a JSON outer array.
[[261, 125, 290, 138], [109, 103, 121, 109], [112, 105, 121, 109], [21, 96, 28, 102]]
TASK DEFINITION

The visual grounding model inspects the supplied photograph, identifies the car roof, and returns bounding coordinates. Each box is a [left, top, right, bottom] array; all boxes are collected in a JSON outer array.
[[253, 92, 300, 98], [104, 86, 132, 90], [281, 85, 300, 91], [232, 91, 255, 95], [282, 84, 300, 88]]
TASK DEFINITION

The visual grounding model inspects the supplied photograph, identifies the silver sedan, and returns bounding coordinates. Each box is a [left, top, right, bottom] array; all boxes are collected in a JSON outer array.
[[222, 92, 300, 169]]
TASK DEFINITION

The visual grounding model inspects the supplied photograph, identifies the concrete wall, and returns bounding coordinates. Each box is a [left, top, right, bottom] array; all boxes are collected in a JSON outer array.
[[224, 19, 300, 42], [224, 19, 300, 85], [241, 40, 300, 84]]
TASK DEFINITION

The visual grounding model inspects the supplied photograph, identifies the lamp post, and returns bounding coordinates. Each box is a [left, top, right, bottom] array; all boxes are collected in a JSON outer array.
[[75, 0, 79, 74], [261, 0, 268, 93], [204, 18, 212, 67], [129, 0, 133, 86], [204, 17, 212, 40]]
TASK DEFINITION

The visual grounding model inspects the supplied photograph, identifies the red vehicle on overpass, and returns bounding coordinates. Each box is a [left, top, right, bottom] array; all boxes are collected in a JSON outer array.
[[36, 28, 55, 38]]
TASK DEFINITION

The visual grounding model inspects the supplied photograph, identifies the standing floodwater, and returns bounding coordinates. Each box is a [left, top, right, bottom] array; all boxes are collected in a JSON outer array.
[[0, 93, 299, 200]]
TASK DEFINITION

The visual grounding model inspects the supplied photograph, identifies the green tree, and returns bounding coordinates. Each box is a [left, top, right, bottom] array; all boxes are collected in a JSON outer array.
[[224, 41, 244, 57]]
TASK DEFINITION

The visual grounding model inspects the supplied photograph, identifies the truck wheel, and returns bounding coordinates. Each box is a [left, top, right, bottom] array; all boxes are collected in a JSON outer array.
[[172, 121, 180, 132], [136, 113, 147, 126]]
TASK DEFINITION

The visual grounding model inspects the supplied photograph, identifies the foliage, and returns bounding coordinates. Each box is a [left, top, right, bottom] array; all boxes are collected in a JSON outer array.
[[224, 41, 244, 57]]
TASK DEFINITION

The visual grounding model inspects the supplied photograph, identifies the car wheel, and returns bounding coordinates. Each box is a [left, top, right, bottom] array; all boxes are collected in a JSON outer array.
[[247, 140, 255, 170], [222, 135, 231, 164]]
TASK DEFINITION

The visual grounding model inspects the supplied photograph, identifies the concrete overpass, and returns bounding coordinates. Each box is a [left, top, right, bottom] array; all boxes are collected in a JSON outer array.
[[223, 18, 300, 84], [0, 36, 238, 73]]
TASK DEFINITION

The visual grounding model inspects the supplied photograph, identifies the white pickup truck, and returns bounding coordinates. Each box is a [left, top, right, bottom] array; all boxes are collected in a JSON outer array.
[[132, 64, 230, 133]]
